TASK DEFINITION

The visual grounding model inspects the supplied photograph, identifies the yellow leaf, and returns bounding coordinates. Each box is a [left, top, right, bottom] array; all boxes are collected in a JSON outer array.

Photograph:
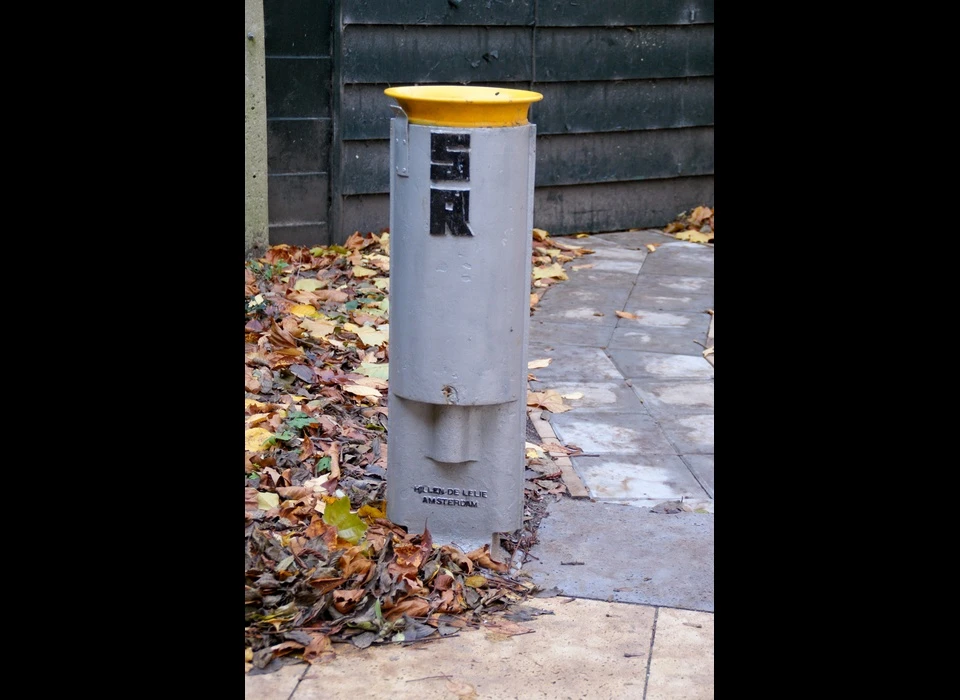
[[299, 318, 336, 338], [532, 228, 549, 241], [288, 304, 318, 318], [533, 263, 568, 280], [527, 358, 552, 369], [357, 503, 385, 520], [689, 206, 713, 225], [464, 575, 488, 588], [245, 399, 269, 411], [373, 278, 390, 290], [352, 265, 377, 278], [561, 391, 584, 400], [293, 279, 326, 291], [674, 229, 714, 243], [245, 413, 269, 428], [343, 384, 382, 398], [615, 310, 639, 320], [575, 233, 591, 238], [530, 293, 540, 309], [257, 492, 280, 510], [245, 427, 274, 451], [646, 243, 660, 253], [356, 325, 388, 346]]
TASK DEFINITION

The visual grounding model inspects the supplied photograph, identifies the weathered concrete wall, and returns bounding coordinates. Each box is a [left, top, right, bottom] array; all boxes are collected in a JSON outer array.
[[245, 0, 269, 258]]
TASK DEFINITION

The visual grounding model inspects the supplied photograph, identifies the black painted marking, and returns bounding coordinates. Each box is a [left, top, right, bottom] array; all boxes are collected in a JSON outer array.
[[430, 133, 470, 181], [430, 189, 472, 236]]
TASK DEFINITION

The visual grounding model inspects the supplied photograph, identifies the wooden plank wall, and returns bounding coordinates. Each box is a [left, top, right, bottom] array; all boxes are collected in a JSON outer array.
[[263, 0, 333, 246], [266, 0, 714, 246]]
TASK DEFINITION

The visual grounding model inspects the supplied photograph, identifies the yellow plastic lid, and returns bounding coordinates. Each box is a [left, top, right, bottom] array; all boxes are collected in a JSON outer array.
[[384, 85, 543, 128]]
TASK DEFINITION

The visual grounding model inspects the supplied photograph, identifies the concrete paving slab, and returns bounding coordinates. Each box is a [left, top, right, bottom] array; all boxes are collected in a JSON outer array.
[[680, 454, 714, 497], [657, 415, 714, 455], [548, 411, 676, 454], [290, 597, 656, 699], [639, 244, 714, 277], [523, 498, 714, 611], [607, 326, 708, 356], [545, 266, 640, 289], [527, 344, 623, 382], [604, 498, 714, 514], [577, 246, 647, 275], [647, 608, 715, 700], [627, 291, 714, 313], [528, 318, 616, 348], [589, 229, 677, 248], [627, 274, 715, 298], [630, 380, 715, 417], [570, 454, 709, 501], [245, 661, 305, 699], [607, 350, 715, 380], [532, 284, 632, 325], [615, 310, 711, 330], [529, 380, 647, 413]]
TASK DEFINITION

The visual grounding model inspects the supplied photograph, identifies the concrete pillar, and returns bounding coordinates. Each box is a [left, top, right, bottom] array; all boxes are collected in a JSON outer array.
[[245, 0, 268, 258], [383, 86, 544, 556]]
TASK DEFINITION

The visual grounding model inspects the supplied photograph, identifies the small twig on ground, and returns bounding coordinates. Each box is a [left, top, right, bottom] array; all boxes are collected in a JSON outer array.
[[406, 674, 454, 683]]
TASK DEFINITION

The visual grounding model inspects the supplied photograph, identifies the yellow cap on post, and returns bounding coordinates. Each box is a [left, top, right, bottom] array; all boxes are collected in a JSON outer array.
[[384, 85, 543, 128]]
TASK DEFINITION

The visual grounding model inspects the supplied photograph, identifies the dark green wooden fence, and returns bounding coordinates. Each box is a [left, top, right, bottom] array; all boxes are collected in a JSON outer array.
[[263, 0, 714, 246]]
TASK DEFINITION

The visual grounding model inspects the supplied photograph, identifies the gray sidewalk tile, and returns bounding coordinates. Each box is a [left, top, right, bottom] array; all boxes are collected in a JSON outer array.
[[528, 318, 616, 348], [575, 246, 647, 274], [615, 309, 711, 330], [607, 349, 714, 380], [630, 379, 714, 417], [588, 229, 678, 248], [571, 454, 709, 501], [607, 326, 708, 355], [527, 344, 623, 381], [628, 274, 715, 297], [524, 498, 714, 611], [528, 380, 647, 413], [531, 284, 632, 325], [627, 290, 714, 313], [545, 267, 639, 289], [647, 608, 715, 700], [681, 454, 714, 497], [549, 411, 676, 454], [657, 414, 714, 454], [639, 243, 714, 278]]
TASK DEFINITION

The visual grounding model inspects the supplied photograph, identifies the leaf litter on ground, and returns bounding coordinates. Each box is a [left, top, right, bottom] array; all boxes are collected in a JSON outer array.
[[245, 228, 593, 671]]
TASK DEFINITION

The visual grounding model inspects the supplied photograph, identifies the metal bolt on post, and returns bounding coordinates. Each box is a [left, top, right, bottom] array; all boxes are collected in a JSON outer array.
[[384, 85, 543, 559]]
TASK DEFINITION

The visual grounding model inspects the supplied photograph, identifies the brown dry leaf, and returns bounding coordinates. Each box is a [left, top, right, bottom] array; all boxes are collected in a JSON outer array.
[[299, 318, 336, 338], [615, 310, 639, 320], [342, 384, 382, 398], [466, 544, 509, 573], [332, 589, 365, 613], [464, 575, 488, 588], [303, 634, 336, 665], [532, 228, 549, 241], [383, 596, 431, 621], [530, 292, 539, 309], [572, 263, 595, 271], [445, 680, 479, 699], [646, 243, 660, 253]]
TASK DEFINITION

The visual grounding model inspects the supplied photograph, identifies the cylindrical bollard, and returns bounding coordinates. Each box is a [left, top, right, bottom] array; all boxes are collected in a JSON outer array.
[[384, 85, 543, 556]]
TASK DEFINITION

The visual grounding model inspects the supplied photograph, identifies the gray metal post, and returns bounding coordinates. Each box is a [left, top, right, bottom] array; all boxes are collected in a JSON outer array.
[[384, 86, 542, 556]]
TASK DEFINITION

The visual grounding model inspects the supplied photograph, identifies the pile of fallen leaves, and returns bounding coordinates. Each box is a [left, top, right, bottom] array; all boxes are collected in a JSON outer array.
[[245, 228, 592, 670], [664, 205, 714, 244]]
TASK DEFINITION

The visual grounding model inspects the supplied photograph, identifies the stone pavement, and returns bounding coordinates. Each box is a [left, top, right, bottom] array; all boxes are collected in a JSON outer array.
[[245, 229, 714, 700]]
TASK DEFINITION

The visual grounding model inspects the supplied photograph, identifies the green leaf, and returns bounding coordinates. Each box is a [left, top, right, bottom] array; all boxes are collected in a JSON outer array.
[[317, 456, 331, 473], [356, 362, 389, 380], [286, 410, 319, 430], [322, 496, 368, 544]]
